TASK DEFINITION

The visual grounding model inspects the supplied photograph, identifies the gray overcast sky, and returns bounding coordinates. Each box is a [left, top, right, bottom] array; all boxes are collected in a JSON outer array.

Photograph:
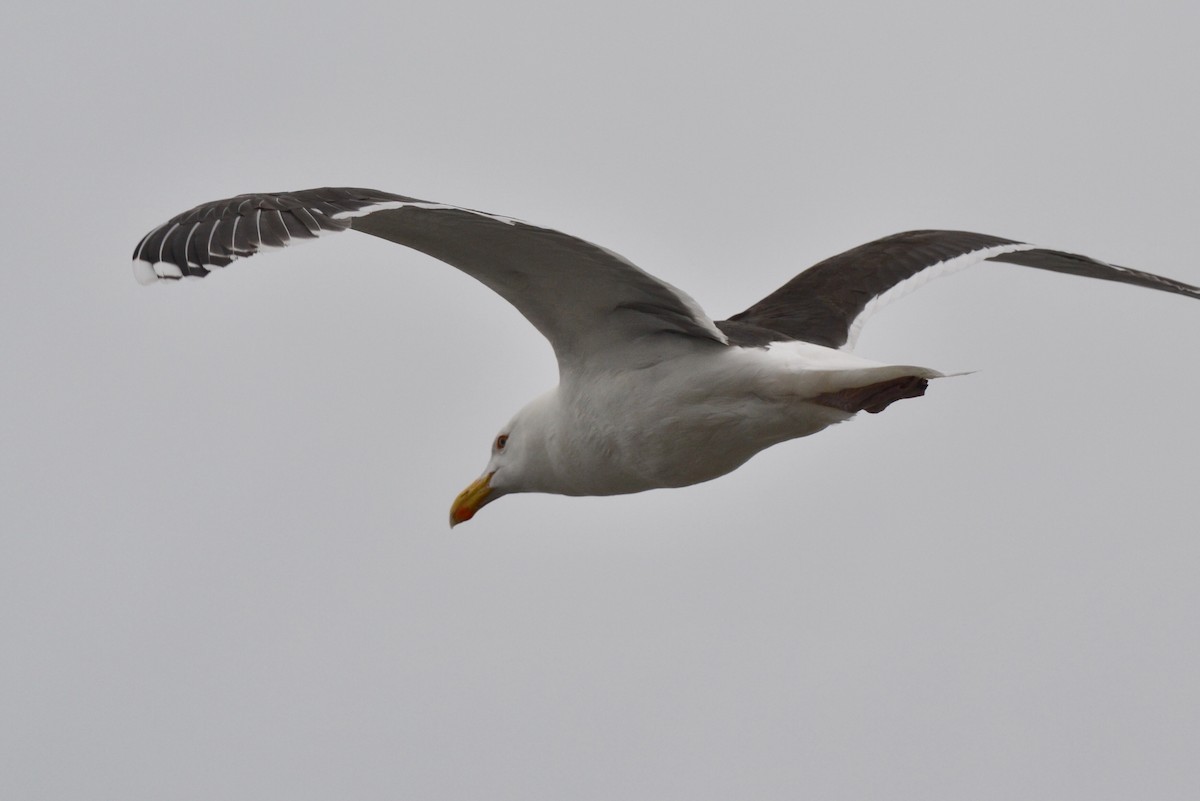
[[4, 1, 1200, 798]]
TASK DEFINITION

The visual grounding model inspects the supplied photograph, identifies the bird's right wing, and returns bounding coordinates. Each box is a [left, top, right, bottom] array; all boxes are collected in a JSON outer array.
[[722, 230, 1200, 349], [132, 188, 727, 374]]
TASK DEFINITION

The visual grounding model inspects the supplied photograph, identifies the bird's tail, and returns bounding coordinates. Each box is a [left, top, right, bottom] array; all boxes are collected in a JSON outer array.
[[811, 374, 931, 414]]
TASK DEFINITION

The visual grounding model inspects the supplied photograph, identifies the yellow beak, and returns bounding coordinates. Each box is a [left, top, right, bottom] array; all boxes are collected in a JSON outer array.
[[449, 472, 494, 528]]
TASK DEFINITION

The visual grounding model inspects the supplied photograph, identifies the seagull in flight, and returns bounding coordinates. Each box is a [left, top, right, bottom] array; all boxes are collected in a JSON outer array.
[[132, 188, 1200, 525]]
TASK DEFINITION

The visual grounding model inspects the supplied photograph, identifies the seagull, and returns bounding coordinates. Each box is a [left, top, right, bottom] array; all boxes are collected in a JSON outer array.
[[132, 188, 1200, 525]]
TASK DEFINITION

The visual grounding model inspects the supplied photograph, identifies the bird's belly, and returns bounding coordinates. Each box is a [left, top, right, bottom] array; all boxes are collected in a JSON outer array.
[[562, 391, 848, 496], [555, 344, 922, 496]]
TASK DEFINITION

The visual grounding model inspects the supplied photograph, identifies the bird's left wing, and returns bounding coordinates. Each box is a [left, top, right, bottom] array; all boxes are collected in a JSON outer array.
[[723, 230, 1200, 349], [132, 187, 726, 372]]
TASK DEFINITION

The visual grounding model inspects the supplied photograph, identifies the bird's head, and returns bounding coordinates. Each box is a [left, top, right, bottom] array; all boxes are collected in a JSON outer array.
[[448, 430, 512, 527], [448, 393, 556, 527]]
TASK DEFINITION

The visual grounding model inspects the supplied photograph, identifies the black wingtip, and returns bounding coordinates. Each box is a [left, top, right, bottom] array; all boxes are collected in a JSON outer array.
[[129, 187, 404, 283]]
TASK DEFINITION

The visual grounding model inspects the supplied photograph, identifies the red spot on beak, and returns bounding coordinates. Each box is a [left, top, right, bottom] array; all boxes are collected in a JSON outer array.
[[449, 472, 494, 528]]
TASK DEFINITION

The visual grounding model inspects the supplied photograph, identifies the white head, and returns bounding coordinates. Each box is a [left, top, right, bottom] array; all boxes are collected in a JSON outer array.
[[448, 391, 558, 527]]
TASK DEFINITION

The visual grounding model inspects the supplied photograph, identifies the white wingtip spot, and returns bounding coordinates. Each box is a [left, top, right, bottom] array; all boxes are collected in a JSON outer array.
[[132, 259, 159, 285], [156, 262, 183, 279]]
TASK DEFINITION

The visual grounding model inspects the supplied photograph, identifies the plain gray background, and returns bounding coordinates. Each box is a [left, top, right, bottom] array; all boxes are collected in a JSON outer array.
[[4, 1, 1199, 798]]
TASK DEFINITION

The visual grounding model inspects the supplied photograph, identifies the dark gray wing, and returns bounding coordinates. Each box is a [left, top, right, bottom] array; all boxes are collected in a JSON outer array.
[[132, 187, 726, 372], [720, 230, 1200, 349]]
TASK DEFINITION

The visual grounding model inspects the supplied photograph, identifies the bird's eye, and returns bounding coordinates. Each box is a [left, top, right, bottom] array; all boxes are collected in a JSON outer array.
[[495, 434, 509, 451]]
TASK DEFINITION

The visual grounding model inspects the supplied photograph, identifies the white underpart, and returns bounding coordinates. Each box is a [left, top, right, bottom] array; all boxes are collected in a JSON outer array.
[[492, 338, 943, 497], [842, 242, 1039, 350]]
